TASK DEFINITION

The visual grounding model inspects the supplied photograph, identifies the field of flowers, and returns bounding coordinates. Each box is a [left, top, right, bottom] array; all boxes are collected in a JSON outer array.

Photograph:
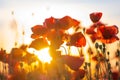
[[0, 12, 120, 80]]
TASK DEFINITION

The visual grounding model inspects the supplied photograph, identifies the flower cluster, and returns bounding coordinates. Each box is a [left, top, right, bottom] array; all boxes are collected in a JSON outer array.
[[86, 12, 119, 43], [29, 12, 119, 80], [30, 16, 86, 50]]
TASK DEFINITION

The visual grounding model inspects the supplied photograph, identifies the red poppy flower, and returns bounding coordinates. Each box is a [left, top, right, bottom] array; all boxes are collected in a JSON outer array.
[[43, 16, 56, 29], [90, 12, 102, 23], [97, 25, 119, 43], [86, 22, 105, 34], [62, 55, 84, 71], [47, 30, 64, 49], [31, 25, 47, 36], [56, 16, 80, 30], [67, 32, 86, 47], [29, 38, 49, 50]]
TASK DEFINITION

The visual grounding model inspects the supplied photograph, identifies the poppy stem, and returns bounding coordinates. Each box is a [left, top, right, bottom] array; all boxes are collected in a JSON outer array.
[[116, 41, 120, 78], [77, 47, 83, 57], [88, 62, 92, 80], [118, 50, 120, 79], [87, 42, 92, 80], [60, 46, 68, 55], [68, 46, 71, 55], [84, 62, 89, 80], [88, 48, 92, 80]]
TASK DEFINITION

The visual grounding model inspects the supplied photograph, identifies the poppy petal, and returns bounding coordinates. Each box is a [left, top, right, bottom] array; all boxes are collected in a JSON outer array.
[[31, 25, 47, 36], [72, 19, 80, 27], [97, 25, 119, 43], [29, 38, 49, 50], [100, 36, 119, 44], [58, 16, 73, 30], [62, 55, 84, 71], [31, 34, 40, 39], [86, 27, 96, 34], [67, 32, 86, 47], [43, 16, 56, 29], [57, 16, 80, 30], [72, 69, 86, 79]]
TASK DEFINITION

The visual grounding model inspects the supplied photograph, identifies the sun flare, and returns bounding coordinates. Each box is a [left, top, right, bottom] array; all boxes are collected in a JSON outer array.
[[27, 48, 52, 64]]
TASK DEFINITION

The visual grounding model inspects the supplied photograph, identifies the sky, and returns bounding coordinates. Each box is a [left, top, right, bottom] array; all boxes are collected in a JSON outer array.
[[0, 0, 120, 52]]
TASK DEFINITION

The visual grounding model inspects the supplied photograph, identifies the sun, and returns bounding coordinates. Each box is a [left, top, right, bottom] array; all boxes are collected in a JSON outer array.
[[36, 48, 52, 64], [27, 48, 52, 64]]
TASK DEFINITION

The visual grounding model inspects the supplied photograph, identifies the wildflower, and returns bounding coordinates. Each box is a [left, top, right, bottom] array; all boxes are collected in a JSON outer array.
[[86, 22, 105, 34], [57, 16, 80, 30], [66, 32, 86, 47], [43, 16, 80, 30], [86, 22, 105, 42], [62, 55, 84, 71], [86, 24, 119, 43], [97, 25, 119, 43], [90, 12, 102, 23], [47, 30, 65, 49]]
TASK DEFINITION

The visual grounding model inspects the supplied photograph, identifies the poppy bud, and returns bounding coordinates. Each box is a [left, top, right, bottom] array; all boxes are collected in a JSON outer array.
[[95, 42, 99, 49], [90, 12, 102, 23]]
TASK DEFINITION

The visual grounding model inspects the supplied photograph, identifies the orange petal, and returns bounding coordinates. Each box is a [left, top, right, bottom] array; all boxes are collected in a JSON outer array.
[[31, 34, 40, 39], [67, 32, 86, 47], [72, 19, 80, 27], [43, 16, 56, 29], [29, 38, 49, 50], [58, 16, 73, 30], [62, 55, 84, 71], [31, 25, 47, 35], [100, 36, 119, 44]]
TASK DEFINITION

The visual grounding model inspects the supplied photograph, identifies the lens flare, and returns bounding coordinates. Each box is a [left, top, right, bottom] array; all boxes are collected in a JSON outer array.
[[27, 48, 52, 64]]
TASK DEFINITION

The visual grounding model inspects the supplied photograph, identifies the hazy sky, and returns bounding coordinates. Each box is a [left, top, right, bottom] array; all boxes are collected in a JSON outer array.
[[0, 0, 120, 26], [0, 0, 120, 52]]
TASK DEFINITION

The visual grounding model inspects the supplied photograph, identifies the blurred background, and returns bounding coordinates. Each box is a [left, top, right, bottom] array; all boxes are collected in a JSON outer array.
[[0, 0, 120, 52]]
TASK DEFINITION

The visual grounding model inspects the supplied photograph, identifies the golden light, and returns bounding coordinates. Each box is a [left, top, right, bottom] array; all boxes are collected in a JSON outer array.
[[69, 46, 80, 56], [27, 48, 52, 64], [67, 27, 75, 34], [10, 8, 94, 66], [36, 48, 52, 64], [60, 43, 82, 56]]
